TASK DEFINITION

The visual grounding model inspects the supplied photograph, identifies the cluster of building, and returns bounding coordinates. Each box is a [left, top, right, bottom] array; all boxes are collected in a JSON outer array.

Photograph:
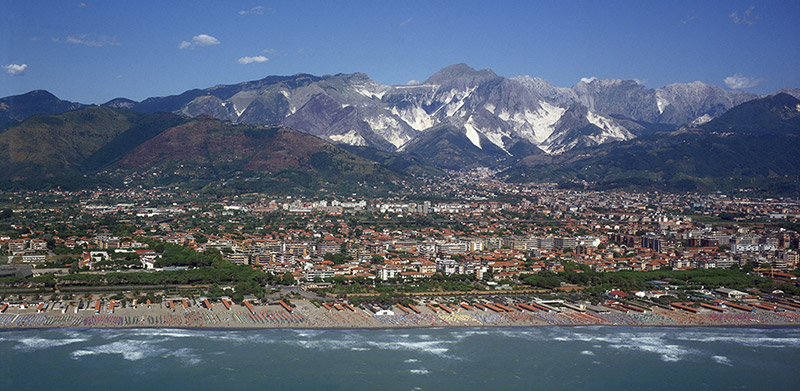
[[1, 176, 799, 286]]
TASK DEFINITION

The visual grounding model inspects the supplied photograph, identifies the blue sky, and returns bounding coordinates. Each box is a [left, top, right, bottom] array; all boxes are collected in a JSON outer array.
[[2, 1, 799, 103]]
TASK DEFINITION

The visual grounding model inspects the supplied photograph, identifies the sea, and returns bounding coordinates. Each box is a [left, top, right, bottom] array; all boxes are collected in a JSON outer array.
[[1, 326, 798, 391]]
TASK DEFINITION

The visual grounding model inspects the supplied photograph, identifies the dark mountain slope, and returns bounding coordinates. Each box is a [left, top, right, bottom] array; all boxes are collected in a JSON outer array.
[[502, 94, 800, 194], [0, 90, 85, 130], [0, 107, 141, 179]]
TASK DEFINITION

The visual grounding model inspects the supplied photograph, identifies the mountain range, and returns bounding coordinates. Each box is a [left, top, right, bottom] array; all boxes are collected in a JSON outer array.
[[1, 64, 799, 194], [502, 93, 800, 194], [89, 64, 780, 162]]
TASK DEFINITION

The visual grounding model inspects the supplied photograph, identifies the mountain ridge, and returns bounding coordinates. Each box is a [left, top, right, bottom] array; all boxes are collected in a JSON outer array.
[[502, 93, 800, 194], [1, 64, 796, 179], [0, 106, 420, 194]]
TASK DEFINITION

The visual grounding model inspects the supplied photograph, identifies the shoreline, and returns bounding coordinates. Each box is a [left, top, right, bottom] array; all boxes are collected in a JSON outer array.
[[2, 298, 798, 330], [3, 323, 800, 333]]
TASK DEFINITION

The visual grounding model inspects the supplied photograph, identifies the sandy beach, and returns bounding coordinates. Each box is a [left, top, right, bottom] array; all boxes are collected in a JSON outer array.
[[1, 298, 799, 330]]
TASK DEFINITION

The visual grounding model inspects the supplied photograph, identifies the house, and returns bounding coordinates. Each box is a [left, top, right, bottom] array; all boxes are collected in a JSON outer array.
[[136, 249, 161, 270], [607, 289, 630, 299], [21, 254, 46, 263], [715, 287, 748, 299], [81, 251, 110, 269]]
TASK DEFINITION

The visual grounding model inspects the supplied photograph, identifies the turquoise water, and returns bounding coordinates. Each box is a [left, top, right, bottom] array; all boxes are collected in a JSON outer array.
[[1, 326, 798, 390]]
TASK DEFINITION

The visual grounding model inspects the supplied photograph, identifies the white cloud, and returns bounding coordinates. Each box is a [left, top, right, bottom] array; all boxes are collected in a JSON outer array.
[[580, 76, 598, 83], [237, 56, 269, 64], [3, 64, 27, 76], [179, 34, 220, 50], [78, 2, 86, 7], [724, 73, 763, 90], [400, 18, 413, 26], [239, 6, 272, 15], [730, 5, 760, 25], [55, 34, 120, 47]]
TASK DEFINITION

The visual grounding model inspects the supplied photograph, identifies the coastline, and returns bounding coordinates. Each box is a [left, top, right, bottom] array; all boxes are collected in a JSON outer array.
[[2, 299, 798, 330]]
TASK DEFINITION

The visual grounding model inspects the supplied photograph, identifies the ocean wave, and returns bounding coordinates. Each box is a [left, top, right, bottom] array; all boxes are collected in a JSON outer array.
[[409, 368, 430, 375], [674, 333, 800, 348], [126, 328, 206, 339], [605, 335, 693, 362], [364, 340, 454, 357], [13, 336, 88, 351], [289, 339, 358, 351], [404, 359, 420, 363], [660, 354, 681, 362], [549, 331, 669, 344], [291, 329, 325, 338], [275, 332, 458, 358], [286, 337, 455, 357], [165, 347, 202, 366], [580, 350, 594, 356], [71, 340, 167, 361], [495, 329, 547, 341], [712, 355, 733, 366]]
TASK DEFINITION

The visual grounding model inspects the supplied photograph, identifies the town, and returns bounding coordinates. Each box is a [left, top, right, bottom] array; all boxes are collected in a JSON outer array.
[[1, 171, 799, 329]]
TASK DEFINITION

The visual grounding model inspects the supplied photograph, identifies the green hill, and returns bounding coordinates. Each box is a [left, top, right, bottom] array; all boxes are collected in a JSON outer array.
[[115, 115, 412, 194], [0, 107, 413, 194], [0, 106, 142, 179]]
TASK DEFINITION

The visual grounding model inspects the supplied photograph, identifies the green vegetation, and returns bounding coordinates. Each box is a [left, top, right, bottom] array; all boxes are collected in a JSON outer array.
[[520, 268, 769, 291], [81, 112, 187, 172], [318, 274, 480, 297], [0, 107, 140, 180]]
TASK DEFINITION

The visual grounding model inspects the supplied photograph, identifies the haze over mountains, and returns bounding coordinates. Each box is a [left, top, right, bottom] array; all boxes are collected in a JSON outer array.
[[1, 64, 798, 194]]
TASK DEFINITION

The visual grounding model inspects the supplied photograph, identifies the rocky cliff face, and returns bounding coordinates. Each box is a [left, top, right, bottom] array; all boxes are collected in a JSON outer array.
[[83, 64, 766, 164]]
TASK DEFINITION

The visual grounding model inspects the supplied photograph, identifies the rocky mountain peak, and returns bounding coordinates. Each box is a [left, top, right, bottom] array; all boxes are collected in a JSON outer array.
[[424, 63, 498, 84]]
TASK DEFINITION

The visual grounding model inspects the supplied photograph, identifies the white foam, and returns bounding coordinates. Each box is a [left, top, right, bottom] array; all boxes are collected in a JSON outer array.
[[660, 354, 681, 362], [547, 331, 692, 362], [580, 350, 595, 356], [404, 359, 419, 363], [291, 329, 325, 338], [712, 355, 732, 366], [409, 368, 430, 375], [283, 332, 456, 358], [675, 333, 800, 348], [165, 348, 202, 366], [125, 328, 203, 339], [608, 338, 691, 362], [364, 340, 453, 357], [71, 340, 166, 361], [13, 336, 87, 351]]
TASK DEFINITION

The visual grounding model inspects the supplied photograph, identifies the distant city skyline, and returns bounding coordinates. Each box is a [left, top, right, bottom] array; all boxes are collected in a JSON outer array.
[[2, 0, 799, 103]]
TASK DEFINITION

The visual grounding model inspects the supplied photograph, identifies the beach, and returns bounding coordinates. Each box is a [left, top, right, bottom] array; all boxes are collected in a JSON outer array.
[[2, 298, 799, 329]]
